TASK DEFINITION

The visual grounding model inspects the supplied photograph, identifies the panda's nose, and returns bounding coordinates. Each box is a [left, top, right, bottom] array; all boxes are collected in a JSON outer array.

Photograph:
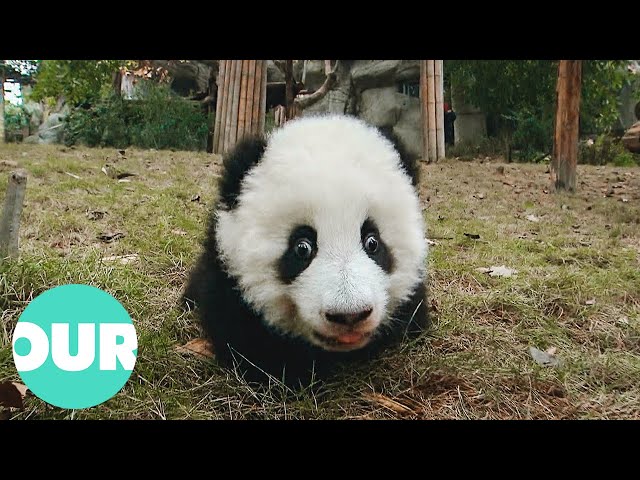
[[325, 308, 373, 326]]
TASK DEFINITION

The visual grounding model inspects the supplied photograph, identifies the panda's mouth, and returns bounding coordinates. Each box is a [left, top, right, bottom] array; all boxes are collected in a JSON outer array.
[[312, 330, 373, 351]]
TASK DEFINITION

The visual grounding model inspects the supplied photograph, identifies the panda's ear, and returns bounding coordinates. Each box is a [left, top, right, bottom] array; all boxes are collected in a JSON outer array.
[[219, 136, 268, 209], [377, 126, 420, 188]]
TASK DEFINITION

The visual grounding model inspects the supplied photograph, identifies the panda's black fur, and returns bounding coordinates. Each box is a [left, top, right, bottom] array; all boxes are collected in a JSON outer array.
[[183, 121, 429, 387]]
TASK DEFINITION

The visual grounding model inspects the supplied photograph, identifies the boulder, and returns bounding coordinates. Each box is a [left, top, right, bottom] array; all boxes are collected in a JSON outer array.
[[351, 60, 403, 90], [23, 100, 44, 134], [34, 112, 66, 144], [622, 121, 640, 153], [358, 87, 404, 127]]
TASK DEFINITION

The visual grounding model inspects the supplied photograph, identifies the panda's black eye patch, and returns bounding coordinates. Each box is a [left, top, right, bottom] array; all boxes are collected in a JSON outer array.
[[278, 225, 317, 284], [361, 218, 394, 273]]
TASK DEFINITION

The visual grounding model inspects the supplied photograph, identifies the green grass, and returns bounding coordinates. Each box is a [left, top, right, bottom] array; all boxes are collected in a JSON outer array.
[[1, 143, 640, 419]]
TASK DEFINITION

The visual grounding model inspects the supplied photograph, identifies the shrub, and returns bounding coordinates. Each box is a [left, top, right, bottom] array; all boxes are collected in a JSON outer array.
[[63, 83, 209, 151], [578, 134, 640, 166], [4, 104, 29, 141]]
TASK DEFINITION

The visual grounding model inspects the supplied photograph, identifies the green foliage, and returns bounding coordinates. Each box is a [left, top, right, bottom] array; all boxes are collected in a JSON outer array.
[[30, 60, 127, 105], [4, 104, 29, 131], [578, 134, 640, 166], [445, 60, 634, 158], [63, 82, 209, 151]]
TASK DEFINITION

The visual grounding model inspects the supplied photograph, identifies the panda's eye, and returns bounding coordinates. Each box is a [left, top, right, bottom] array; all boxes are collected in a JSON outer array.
[[294, 239, 314, 260], [364, 234, 379, 254]]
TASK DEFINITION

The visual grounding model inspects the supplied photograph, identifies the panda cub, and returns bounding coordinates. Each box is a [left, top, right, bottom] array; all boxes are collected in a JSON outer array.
[[183, 114, 429, 386]]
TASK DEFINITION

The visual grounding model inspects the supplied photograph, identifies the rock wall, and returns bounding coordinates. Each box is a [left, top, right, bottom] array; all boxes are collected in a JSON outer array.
[[299, 60, 426, 159]]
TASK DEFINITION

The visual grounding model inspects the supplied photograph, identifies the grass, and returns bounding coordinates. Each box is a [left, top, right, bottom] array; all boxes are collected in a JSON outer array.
[[1, 143, 639, 419]]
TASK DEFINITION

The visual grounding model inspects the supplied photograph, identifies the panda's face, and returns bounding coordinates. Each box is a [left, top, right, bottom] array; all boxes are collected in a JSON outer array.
[[215, 115, 427, 352]]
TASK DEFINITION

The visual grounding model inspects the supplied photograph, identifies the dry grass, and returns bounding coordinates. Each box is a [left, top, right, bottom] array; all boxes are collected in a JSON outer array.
[[1, 143, 639, 419]]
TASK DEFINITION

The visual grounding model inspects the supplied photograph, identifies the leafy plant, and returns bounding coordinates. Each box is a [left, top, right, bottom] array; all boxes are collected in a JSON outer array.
[[30, 60, 129, 106], [445, 60, 634, 160], [63, 83, 209, 151]]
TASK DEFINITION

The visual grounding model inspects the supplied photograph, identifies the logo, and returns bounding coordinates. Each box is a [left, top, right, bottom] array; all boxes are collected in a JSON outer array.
[[11, 284, 138, 409]]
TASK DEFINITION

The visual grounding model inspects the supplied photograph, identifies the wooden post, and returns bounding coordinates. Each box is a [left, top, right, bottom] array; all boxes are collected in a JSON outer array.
[[0, 171, 27, 258], [420, 60, 445, 163], [552, 60, 582, 192], [435, 60, 445, 160], [213, 60, 267, 155], [427, 61, 437, 163], [0, 72, 5, 144]]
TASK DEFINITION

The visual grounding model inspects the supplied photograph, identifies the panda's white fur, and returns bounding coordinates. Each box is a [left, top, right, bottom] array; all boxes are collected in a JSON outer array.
[[214, 115, 427, 351]]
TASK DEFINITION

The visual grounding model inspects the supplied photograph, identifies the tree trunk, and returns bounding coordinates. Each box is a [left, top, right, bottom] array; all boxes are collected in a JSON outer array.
[[112, 69, 123, 97], [284, 60, 296, 120], [213, 60, 267, 155], [0, 73, 5, 144], [551, 60, 582, 192], [420, 60, 445, 163]]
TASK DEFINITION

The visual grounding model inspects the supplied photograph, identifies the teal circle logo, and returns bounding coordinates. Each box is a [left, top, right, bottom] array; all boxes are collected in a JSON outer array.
[[11, 284, 138, 409]]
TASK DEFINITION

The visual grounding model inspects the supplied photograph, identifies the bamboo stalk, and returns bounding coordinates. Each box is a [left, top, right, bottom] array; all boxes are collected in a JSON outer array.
[[435, 60, 445, 160], [244, 60, 256, 136], [237, 60, 250, 142], [420, 61, 429, 162], [217, 60, 232, 153], [221, 60, 237, 153], [258, 60, 267, 134], [227, 60, 243, 152], [427, 60, 437, 163], [212, 59, 227, 154], [0, 170, 27, 258]]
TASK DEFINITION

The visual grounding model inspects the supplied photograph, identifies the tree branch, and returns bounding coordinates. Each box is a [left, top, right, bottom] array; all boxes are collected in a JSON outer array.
[[272, 60, 288, 76], [294, 60, 340, 110]]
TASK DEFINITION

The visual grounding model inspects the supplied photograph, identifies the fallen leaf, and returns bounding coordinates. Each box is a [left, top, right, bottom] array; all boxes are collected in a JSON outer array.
[[0, 382, 29, 409], [176, 338, 215, 358], [101, 164, 119, 179], [102, 164, 136, 180], [496, 166, 505, 175], [0, 160, 19, 168], [526, 214, 540, 223], [476, 265, 517, 277], [430, 299, 439, 313], [546, 386, 566, 398], [102, 254, 139, 265], [363, 393, 414, 416], [97, 231, 125, 243], [529, 346, 561, 367], [86, 210, 107, 221]]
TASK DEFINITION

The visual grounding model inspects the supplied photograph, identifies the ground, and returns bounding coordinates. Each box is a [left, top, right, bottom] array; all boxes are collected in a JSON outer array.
[[0, 143, 639, 420]]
